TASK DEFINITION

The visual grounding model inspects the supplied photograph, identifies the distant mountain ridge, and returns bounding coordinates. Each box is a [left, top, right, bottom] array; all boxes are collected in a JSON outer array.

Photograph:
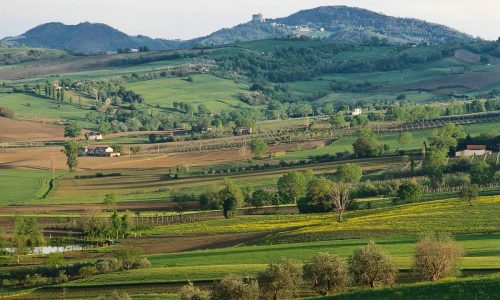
[[1, 6, 478, 54], [1, 22, 184, 54]]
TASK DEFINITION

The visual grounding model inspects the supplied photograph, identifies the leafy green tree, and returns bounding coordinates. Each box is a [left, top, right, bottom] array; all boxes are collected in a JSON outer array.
[[64, 121, 81, 139], [104, 193, 117, 212], [251, 189, 273, 209], [322, 103, 334, 115], [398, 132, 412, 150], [412, 235, 463, 281], [303, 252, 349, 295], [62, 141, 80, 172], [277, 172, 307, 204], [250, 138, 268, 158], [329, 112, 346, 128], [459, 184, 479, 206], [428, 124, 465, 151], [99, 122, 111, 135], [46, 253, 65, 269], [396, 180, 422, 203], [218, 178, 244, 218], [349, 241, 397, 288], [352, 137, 382, 158], [469, 161, 494, 185], [336, 163, 362, 184], [115, 247, 145, 270], [13, 217, 45, 264], [298, 177, 332, 213], [258, 259, 303, 300]]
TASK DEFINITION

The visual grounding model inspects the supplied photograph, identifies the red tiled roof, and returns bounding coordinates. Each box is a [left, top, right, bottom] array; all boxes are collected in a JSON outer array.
[[467, 145, 486, 150]]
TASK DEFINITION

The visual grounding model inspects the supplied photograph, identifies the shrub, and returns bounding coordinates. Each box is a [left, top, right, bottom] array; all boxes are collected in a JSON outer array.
[[180, 282, 210, 300], [349, 241, 398, 288], [210, 274, 259, 300], [96, 258, 122, 273], [133, 257, 151, 269], [395, 180, 422, 204], [53, 270, 69, 284], [0, 107, 15, 119], [77, 266, 98, 278], [303, 252, 349, 295], [115, 247, 145, 270], [23, 273, 50, 287], [98, 291, 132, 300], [413, 235, 464, 281], [258, 258, 303, 300], [470, 161, 494, 185], [459, 184, 480, 206]]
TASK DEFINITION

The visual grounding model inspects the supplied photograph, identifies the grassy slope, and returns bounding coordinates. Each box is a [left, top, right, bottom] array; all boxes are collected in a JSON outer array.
[[0, 89, 92, 122], [0, 169, 54, 205], [124, 74, 251, 112], [317, 273, 500, 300]]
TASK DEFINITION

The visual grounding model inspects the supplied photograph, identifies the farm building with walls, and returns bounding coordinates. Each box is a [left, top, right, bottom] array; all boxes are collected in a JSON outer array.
[[456, 145, 492, 157]]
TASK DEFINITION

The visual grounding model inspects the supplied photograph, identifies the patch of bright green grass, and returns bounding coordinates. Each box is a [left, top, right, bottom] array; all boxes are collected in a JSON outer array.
[[124, 74, 251, 112]]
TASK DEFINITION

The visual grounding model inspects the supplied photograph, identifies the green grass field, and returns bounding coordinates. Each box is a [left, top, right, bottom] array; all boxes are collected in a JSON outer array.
[[318, 273, 500, 300], [0, 168, 55, 205], [0, 89, 92, 122], [124, 74, 252, 112]]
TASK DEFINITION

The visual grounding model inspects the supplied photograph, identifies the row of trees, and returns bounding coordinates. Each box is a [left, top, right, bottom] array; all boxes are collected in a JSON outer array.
[[181, 236, 463, 299]]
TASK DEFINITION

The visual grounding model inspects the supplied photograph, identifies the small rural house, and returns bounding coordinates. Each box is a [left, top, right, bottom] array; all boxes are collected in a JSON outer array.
[[352, 108, 362, 116], [81, 146, 120, 157], [455, 145, 492, 157], [86, 132, 103, 141], [235, 127, 251, 135]]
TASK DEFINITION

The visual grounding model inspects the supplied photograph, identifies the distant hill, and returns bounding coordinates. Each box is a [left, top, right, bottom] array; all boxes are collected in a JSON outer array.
[[0, 22, 184, 54], [1, 6, 479, 54], [194, 6, 476, 46]]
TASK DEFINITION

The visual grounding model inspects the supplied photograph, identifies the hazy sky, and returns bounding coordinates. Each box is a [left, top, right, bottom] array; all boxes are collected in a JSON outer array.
[[0, 0, 499, 40]]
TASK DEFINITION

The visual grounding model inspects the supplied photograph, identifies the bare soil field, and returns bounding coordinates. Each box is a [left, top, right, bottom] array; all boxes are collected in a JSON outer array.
[[0, 141, 321, 170], [0, 117, 64, 141], [124, 232, 270, 254], [454, 49, 480, 63]]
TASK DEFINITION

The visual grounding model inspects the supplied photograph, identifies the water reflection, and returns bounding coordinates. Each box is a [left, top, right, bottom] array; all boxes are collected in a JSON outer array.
[[3, 245, 84, 254]]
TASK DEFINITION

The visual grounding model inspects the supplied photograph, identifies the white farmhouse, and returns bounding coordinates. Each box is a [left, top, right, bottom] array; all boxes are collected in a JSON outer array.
[[351, 108, 362, 116]]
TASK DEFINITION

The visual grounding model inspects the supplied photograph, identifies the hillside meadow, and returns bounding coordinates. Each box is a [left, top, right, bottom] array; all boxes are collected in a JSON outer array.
[[124, 74, 252, 112]]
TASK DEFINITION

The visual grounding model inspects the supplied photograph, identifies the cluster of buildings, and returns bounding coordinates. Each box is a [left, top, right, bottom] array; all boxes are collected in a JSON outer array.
[[80, 146, 120, 157]]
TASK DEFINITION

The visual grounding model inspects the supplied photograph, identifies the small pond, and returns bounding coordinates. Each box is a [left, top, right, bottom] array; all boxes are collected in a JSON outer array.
[[2, 245, 85, 254]]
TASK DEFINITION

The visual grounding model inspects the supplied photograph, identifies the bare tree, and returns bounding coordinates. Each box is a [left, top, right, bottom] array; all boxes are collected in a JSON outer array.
[[328, 182, 351, 223]]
